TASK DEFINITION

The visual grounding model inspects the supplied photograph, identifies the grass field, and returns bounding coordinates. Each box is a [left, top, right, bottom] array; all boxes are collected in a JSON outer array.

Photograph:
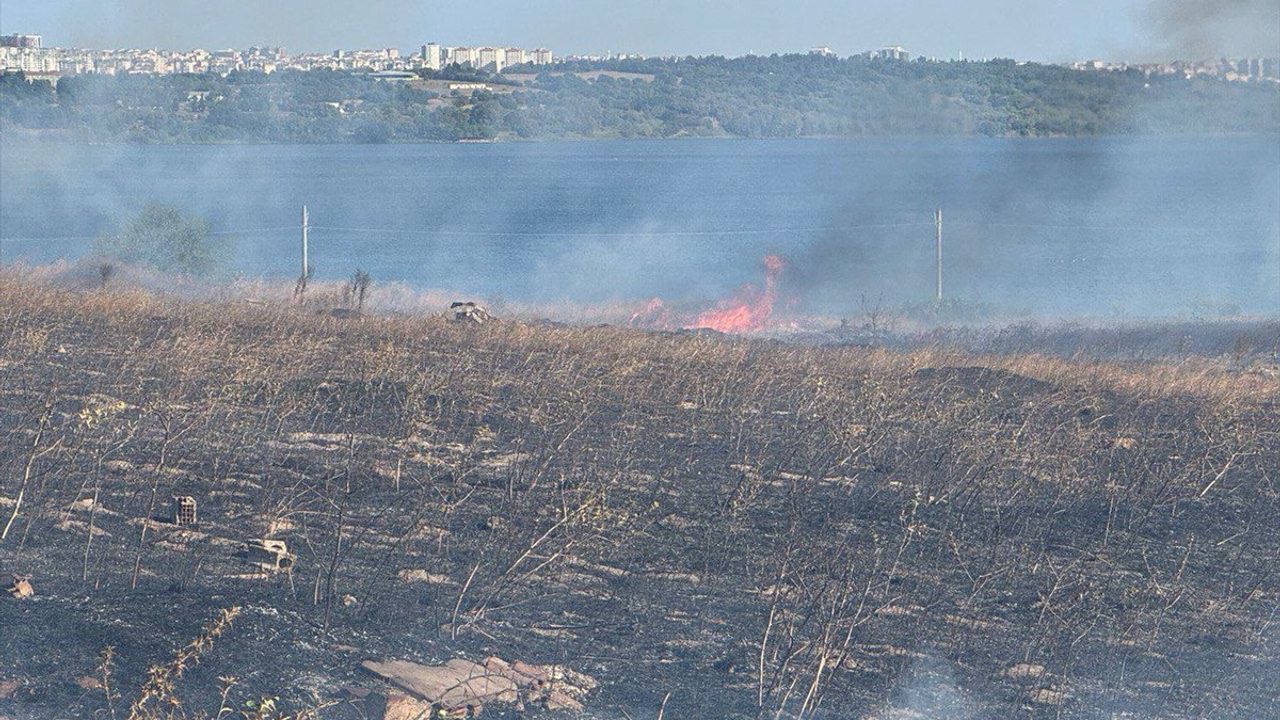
[[1, 275, 1278, 719]]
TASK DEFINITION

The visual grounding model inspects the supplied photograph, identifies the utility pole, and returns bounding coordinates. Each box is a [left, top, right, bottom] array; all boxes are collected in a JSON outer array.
[[301, 205, 310, 279], [934, 208, 943, 303]]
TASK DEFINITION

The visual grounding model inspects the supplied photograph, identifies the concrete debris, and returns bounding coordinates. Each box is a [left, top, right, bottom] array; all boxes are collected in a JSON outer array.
[[1003, 662, 1047, 679], [361, 658, 515, 717], [238, 538, 295, 573], [340, 688, 435, 720], [396, 569, 456, 585], [6, 575, 33, 600], [1031, 687, 1069, 705], [75, 676, 103, 691], [380, 693, 437, 720], [449, 302, 492, 325], [171, 495, 197, 525], [360, 655, 596, 717]]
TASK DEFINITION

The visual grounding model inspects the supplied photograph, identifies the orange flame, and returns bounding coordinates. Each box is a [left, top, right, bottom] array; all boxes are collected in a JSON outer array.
[[686, 254, 786, 333], [629, 297, 673, 329]]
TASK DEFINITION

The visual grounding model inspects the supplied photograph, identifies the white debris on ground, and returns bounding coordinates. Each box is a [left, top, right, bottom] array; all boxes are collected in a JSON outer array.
[[358, 655, 597, 717], [448, 302, 493, 325]]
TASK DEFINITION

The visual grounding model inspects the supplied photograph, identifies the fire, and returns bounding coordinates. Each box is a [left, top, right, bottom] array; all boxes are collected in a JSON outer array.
[[686, 254, 786, 333], [626, 255, 789, 334], [629, 297, 673, 329]]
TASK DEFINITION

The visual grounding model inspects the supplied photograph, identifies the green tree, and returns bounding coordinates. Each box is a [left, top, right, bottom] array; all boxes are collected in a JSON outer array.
[[96, 204, 231, 276]]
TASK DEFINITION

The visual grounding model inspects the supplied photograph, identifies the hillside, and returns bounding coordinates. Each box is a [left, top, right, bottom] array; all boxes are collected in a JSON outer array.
[[2, 55, 1278, 142], [1, 277, 1278, 719]]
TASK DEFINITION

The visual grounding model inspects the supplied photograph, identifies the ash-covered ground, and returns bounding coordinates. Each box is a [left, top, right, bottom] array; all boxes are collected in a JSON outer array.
[[2, 278, 1278, 719]]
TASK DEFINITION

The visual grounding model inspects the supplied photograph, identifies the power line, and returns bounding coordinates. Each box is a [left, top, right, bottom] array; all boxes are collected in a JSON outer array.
[[307, 222, 934, 237], [207, 227, 297, 235], [2, 220, 1275, 244], [946, 222, 1275, 232], [0, 227, 297, 243]]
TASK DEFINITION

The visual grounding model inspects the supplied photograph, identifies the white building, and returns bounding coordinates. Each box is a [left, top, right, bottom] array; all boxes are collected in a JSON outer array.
[[0, 46, 58, 74], [476, 47, 504, 71], [448, 46, 475, 67], [422, 42, 442, 70], [504, 47, 527, 67], [531, 48, 553, 65], [865, 45, 910, 61]]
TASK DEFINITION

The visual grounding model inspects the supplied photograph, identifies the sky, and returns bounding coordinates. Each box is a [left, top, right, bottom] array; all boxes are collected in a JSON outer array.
[[1, 0, 1277, 61]]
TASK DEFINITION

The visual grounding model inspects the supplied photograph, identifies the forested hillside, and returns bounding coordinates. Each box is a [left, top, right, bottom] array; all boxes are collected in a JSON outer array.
[[2, 54, 1277, 142]]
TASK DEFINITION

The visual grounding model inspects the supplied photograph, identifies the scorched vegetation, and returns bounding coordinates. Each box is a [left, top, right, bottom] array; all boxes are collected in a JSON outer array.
[[0, 275, 1277, 719]]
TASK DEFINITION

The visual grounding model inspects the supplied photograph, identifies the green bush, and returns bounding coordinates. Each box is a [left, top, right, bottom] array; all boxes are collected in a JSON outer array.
[[96, 204, 231, 276]]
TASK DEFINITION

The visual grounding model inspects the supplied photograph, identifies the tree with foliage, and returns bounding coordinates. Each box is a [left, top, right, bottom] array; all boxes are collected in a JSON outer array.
[[3, 57, 1277, 142], [96, 204, 231, 276]]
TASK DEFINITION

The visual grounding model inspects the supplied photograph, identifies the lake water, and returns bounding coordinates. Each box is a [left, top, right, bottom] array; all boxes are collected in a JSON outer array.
[[2, 137, 1278, 317]]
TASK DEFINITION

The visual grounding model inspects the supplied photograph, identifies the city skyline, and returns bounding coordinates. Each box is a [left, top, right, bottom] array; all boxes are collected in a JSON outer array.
[[2, 0, 1277, 64], [1, 35, 1277, 68], [5, 31, 1275, 86]]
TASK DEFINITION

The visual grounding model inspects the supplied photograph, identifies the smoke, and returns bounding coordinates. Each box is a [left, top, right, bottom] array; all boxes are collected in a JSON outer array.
[[4, 135, 1278, 320], [1142, 0, 1280, 59], [868, 656, 975, 720]]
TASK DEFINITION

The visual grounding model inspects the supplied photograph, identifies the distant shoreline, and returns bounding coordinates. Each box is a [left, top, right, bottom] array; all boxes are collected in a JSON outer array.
[[4, 129, 1279, 146], [5, 56, 1276, 142]]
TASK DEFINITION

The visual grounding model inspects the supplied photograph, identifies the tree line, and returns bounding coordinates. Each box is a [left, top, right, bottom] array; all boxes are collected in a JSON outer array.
[[2, 54, 1277, 142]]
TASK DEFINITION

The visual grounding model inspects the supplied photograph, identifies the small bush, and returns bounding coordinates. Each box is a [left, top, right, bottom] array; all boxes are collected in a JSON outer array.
[[96, 204, 231, 277]]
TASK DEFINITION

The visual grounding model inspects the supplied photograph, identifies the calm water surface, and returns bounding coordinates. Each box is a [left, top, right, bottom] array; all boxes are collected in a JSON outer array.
[[2, 137, 1277, 316]]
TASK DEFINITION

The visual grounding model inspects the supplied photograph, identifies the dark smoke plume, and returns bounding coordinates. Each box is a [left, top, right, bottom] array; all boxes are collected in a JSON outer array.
[[1144, 0, 1280, 58]]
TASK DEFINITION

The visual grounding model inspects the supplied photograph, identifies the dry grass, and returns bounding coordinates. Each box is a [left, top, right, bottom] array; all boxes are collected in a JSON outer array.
[[0, 275, 1277, 719]]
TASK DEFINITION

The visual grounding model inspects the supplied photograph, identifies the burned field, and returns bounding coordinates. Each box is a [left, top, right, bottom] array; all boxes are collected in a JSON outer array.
[[1, 279, 1278, 719]]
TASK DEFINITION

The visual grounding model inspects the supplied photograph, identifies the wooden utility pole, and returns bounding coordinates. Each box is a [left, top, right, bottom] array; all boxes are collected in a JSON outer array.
[[934, 208, 943, 303], [301, 205, 310, 279]]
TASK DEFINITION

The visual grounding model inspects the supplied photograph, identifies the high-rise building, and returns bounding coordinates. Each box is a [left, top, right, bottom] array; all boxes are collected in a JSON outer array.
[[449, 47, 475, 67], [531, 48, 553, 65], [422, 42, 442, 70], [504, 48, 527, 67], [477, 47, 504, 71]]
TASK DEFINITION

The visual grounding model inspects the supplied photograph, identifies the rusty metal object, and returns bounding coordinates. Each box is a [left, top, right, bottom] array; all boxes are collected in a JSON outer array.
[[238, 538, 295, 573], [5, 575, 33, 599], [171, 495, 197, 525]]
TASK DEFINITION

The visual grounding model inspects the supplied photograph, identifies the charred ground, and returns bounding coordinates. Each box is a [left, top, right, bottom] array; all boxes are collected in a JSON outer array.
[[1, 278, 1278, 719]]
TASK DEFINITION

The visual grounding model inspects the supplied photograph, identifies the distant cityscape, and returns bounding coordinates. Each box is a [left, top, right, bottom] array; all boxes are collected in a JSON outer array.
[[1068, 57, 1280, 83], [0, 34, 556, 79], [2, 33, 1278, 84]]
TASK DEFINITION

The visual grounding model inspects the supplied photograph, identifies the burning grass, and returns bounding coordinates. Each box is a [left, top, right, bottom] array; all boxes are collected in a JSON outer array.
[[0, 275, 1278, 719], [631, 254, 789, 333]]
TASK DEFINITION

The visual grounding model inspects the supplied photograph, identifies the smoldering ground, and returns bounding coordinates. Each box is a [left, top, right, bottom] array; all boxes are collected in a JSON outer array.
[[5, 272, 1277, 718]]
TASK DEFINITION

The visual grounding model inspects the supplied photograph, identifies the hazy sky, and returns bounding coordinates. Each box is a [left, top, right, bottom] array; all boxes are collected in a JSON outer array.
[[2, 0, 1277, 60]]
